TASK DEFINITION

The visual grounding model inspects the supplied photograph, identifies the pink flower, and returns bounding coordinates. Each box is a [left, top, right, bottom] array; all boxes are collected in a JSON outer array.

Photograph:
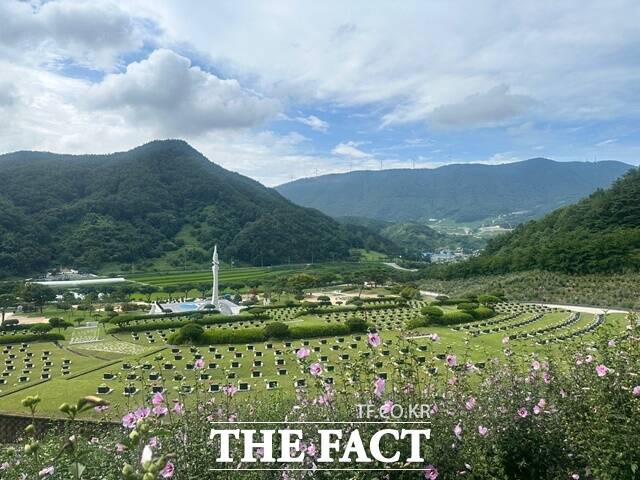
[[446, 354, 457, 367], [223, 385, 238, 397], [453, 424, 462, 439], [381, 400, 394, 414], [533, 405, 541, 415], [306, 442, 317, 457], [153, 405, 168, 416], [296, 347, 311, 360], [429, 333, 440, 342], [465, 397, 476, 411], [424, 465, 439, 479], [478, 425, 488, 437], [608, 339, 616, 348], [152, 392, 165, 406], [149, 436, 159, 448], [531, 360, 541, 371], [194, 358, 205, 369], [585, 355, 594, 364], [122, 412, 137, 429], [374, 377, 386, 398], [518, 407, 529, 418], [172, 402, 184, 414], [633, 385, 640, 397], [502, 336, 509, 344], [571, 474, 580, 480], [39, 466, 54, 478], [596, 364, 609, 377], [368, 333, 382, 347], [543, 372, 552, 384], [310, 362, 323, 377], [160, 460, 175, 478], [116, 443, 127, 454], [538, 398, 546, 408], [135, 407, 151, 420]]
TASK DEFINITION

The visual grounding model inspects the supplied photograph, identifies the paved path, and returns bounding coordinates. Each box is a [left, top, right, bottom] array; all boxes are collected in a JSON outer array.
[[383, 262, 418, 272], [525, 302, 628, 315]]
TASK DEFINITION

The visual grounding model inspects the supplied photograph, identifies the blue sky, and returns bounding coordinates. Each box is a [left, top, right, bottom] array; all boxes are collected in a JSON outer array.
[[1, 0, 639, 185]]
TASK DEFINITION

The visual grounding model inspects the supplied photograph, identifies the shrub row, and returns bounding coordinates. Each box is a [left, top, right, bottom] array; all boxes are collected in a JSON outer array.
[[110, 309, 219, 325], [0, 333, 65, 344], [107, 313, 270, 333], [168, 317, 370, 345], [296, 302, 404, 317]]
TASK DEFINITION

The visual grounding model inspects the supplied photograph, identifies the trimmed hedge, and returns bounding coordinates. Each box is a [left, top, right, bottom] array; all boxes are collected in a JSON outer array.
[[111, 309, 219, 325], [0, 333, 65, 344], [169, 327, 267, 345], [471, 306, 496, 319], [421, 306, 444, 317], [288, 323, 350, 339], [108, 313, 270, 333]]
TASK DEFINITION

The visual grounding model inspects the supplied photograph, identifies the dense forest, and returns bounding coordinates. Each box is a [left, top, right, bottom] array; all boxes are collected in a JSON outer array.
[[277, 158, 631, 222], [0, 140, 392, 277], [435, 167, 640, 276]]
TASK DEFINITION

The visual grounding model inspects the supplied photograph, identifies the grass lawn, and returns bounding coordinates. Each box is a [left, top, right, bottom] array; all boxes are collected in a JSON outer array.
[[0, 301, 628, 418]]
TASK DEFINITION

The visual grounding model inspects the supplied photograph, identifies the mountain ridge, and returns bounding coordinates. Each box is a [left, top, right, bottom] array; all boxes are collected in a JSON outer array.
[[0, 140, 392, 277], [276, 158, 633, 222]]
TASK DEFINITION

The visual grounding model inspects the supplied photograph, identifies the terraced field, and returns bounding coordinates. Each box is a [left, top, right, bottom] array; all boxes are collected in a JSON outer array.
[[0, 301, 628, 416]]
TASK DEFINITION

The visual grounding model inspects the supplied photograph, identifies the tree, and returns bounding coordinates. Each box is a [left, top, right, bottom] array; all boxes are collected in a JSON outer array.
[[0, 293, 15, 324], [264, 322, 289, 339], [30, 323, 53, 334], [139, 285, 158, 303], [22, 284, 55, 313], [49, 317, 71, 333], [179, 323, 204, 343]]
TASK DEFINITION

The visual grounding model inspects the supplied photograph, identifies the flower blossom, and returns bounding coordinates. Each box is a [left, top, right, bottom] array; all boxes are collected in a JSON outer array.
[[368, 333, 382, 347], [518, 407, 529, 418], [446, 354, 457, 367], [310, 362, 323, 377], [424, 465, 439, 479], [596, 364, 609, 377], [296, 347, 310, 360], [374, 377, 386, 398], [478, 425, 488, 437], [160, 460, 175, 478], [39, 466, 54, 478]]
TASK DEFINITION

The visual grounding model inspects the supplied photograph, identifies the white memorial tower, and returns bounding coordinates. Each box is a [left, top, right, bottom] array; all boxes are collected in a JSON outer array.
[[211, 245, 220, 307]]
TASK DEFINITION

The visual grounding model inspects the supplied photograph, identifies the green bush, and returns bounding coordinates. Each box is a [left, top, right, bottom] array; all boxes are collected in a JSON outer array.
[[288, 323, 350, 339], [457, 302, 479, 311], [178, 323, 204, 343], [201, 327, 266, 345], [478, 294, 501, 305], [346, 316, 369, 333], [441, 311, 475, 325], [406, 317, 429, 330], [264, 322, 290, 339], [470, 306, 496, 319], [420, 305, 444, 317], [29, 324, 53, 334], [0, 333, 64, 344]]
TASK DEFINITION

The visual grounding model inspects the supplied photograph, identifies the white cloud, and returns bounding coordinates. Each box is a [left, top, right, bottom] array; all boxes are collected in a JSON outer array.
[[596, 138, 617, 147], [332, 141, 372, 159], [87, 49, 281, 135], [429, 85, 535, 128], [296, 115, 329, 132], [0, 0, 150, 69]]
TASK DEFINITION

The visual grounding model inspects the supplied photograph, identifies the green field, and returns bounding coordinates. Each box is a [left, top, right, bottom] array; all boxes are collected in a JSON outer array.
[[0, 297, 627, 417]]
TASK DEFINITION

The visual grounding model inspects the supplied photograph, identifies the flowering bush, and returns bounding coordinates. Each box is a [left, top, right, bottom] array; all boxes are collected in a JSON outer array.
[[1, 313, 639, 479]]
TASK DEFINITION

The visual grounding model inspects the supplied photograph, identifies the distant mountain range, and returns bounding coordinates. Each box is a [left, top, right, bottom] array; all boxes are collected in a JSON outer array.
[[276, 158, 633, 223], [446, 166, 640, 275], [0, 140, 392, 277]]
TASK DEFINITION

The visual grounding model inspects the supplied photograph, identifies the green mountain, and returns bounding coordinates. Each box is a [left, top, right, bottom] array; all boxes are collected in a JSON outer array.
[[337, 216, 485, 255], [0, 140, 392, 277], [276, 158, 632, 222], [448, 167, 640, 275]]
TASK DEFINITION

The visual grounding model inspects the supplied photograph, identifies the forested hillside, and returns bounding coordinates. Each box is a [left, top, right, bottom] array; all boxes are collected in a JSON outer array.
[[441, 167, 640, 275], [0, 140, 392, 277], [277, 158, 631, 222]]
